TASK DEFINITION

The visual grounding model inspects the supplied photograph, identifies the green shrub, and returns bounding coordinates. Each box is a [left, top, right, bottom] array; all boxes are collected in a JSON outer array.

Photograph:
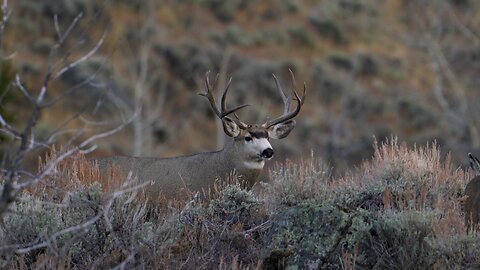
[[268, 202, 346, 268], [2, 140, 478, 268], [354, 210, 437, 269]]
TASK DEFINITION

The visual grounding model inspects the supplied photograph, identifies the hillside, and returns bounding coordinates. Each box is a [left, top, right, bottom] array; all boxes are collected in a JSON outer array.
[[2, 0, 480, 173]]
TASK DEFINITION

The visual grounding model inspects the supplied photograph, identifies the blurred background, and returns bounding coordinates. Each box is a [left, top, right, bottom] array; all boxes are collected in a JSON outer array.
[[2, 0, 480, 176]]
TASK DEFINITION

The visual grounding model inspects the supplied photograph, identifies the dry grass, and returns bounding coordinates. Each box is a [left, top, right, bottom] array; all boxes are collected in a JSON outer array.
[[3, 138, 480, 269]]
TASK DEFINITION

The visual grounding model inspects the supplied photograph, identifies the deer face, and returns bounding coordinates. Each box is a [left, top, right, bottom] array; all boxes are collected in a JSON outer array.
[[201, 70, 306, 168], [222, 119, 297, 168]]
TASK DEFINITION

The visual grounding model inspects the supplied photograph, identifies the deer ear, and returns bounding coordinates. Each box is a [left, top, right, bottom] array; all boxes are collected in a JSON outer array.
[[268, 120, 296, 139], [222, 116, 241, 137]]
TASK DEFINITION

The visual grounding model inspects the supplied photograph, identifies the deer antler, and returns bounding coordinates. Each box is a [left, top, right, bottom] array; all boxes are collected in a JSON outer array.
[[200, 71, 249, 128], [264, 69, 306, 128]]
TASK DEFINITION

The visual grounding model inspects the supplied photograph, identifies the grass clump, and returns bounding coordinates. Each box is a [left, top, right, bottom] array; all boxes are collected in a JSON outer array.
[[2, 138, 480, 268]]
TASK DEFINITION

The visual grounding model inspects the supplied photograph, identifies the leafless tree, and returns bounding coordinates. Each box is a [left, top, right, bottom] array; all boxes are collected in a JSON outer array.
[[422, 1, 480, 148], [0, 2, 134, 219], [0, 2, 157, 268], [106, 0, 167, 157]]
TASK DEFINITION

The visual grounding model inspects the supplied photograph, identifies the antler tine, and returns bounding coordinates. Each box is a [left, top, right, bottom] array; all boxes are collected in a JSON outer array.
[[272, 73, 291, 114], [264, 70, 306, 128], [233, 112, 249, 129], [221, 104, 250, 118], [288, 68, 306, 106], [221, 77, 232, 113], [200, 72, 250, 125], [218, 76, 250, 119], [200, 71, 222, 118]]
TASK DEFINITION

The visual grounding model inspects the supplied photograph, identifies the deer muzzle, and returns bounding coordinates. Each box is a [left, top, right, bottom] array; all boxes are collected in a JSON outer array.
[[261, 148, 274, 159]]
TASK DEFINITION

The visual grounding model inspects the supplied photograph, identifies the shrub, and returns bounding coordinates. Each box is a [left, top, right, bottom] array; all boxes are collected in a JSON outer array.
[[176, 183, 268, 268], [2, 139, 479, 269], [269, 154, 331, 205], [354, 210, 437, 269]]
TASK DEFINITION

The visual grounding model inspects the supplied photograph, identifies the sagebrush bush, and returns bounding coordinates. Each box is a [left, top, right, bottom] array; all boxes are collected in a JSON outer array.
[[2, 139, 480, 269], [269, 152, 331, 205], [355, 210, 437, 269], [265, 138, 477, 268]]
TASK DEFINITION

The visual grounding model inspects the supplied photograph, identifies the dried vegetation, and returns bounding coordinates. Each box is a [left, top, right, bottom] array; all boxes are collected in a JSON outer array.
[[1, 139, 479, 269]]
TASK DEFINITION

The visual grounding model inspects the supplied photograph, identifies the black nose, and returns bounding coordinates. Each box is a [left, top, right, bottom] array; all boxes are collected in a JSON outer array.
[[261, 148, 274, 159]]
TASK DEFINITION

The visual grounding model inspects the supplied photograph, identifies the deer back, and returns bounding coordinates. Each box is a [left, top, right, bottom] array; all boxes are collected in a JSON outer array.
[[94, 146, 261, 200]]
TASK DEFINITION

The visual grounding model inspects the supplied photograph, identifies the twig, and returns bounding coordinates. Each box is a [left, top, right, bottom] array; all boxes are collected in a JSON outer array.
[[14, 74, 33, 102], [0, 113, 20, 137], [55, 30, 107, 79], [15, 111, 136, 190]]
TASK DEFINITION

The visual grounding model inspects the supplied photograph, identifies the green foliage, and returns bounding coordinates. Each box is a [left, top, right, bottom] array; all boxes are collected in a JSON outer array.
[[269, 202, 346, 268], [1, 182, 159, 269], [4, 196, 60, 246], [176, 184, 268, 268], [355, 210, 437, 269], [432, 234, 480, 268], [209, 184, 257, 213], [269, 157, 331, 205]]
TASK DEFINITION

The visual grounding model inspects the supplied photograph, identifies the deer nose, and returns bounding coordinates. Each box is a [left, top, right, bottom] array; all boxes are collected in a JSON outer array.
[[261, 148, 274, 159]]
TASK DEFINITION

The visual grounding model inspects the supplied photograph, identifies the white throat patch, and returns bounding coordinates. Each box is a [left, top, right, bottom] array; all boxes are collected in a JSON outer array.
[[243, 160, 265, 170], [241, 137, 271, 169]]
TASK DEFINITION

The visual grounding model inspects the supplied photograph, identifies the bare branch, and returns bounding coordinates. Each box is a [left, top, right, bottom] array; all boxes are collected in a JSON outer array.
[[79, 144, 97, 154], [54, 30, 107, 79], [14, 111, 137, 190], [0, 0, 9, 41], [53, 14, 61, 40], [14, 74, 33, 102], [15, 213, 102, 254], [57, 12, 84, 45], [79, 115, 112, 126], [41, 64, 102, 108], [110, 252, 137, 270], [0, 168, 34, 178], [0, 112, 19, 137], [43, 108, 88, 143]]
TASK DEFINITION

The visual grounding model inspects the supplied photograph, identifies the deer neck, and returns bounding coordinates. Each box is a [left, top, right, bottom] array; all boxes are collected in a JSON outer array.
[[220, 139, 264, 177]]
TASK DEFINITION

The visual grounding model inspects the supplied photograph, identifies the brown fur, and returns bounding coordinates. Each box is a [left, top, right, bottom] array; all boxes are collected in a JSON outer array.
[[95, 134, 266, 201], [94, 72, 304, 202], [464, 153, 480, 232]]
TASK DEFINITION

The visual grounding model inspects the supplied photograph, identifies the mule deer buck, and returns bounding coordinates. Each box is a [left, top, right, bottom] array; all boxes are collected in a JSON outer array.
[[95, 71, 306, 200], [464, 153, 480, 232]]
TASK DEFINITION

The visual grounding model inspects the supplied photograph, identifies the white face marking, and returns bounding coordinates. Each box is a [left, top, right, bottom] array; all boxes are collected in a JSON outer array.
[[244, 137, 272, 161]]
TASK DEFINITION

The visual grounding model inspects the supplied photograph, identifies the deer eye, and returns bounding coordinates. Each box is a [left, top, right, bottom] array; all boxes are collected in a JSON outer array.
[[244, 136, 252, 142]]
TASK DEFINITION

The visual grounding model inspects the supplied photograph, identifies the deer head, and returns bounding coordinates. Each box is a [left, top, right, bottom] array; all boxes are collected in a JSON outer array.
[[200, 70, 306, 168]]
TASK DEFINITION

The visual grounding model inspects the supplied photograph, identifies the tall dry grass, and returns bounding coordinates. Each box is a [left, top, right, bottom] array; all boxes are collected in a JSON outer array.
[[2, 138, 480, 269]]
